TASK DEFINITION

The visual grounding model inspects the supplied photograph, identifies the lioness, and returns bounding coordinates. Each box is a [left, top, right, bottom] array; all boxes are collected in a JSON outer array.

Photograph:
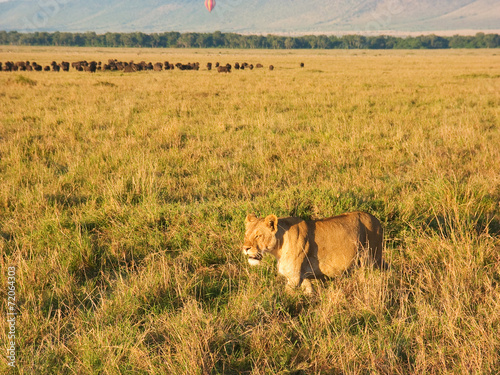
[[242, 211, 384, 294]]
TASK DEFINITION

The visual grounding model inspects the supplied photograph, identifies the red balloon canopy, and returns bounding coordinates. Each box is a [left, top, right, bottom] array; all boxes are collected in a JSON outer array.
[[205, 0, 215, 12]]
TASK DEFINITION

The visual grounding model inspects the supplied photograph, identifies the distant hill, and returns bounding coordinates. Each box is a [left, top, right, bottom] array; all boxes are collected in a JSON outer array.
[[0, 0, 499, 35]]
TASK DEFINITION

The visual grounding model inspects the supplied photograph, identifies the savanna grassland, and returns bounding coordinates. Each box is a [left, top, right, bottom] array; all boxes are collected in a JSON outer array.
[[0, 46, 499, 374]]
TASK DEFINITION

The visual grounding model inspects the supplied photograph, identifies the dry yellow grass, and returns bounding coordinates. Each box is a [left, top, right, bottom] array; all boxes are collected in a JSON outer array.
[[0, 46, 499, 374]]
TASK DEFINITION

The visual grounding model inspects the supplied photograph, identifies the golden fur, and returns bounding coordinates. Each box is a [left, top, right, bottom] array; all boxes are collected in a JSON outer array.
[[242, 212, 384, 293]]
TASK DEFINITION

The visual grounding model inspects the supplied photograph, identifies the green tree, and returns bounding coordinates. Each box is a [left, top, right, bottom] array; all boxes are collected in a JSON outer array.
[[177, 33, 196, 48], [484, 33, 500, 48], [212, 31, 224, 47], [133, 32, 148, 47], [343, 34, 366, 49], [284, 37, 297, 49], [119, 33, 133, 47], [105, 32, 121, 47], [164, 32, 180, 47], [196, 33, 213, 48]]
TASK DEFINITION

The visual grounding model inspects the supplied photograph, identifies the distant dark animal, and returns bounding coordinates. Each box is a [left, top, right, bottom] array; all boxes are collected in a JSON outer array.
[[164, 61, 172, 70], [85, 61, 97, 73], [269, 65, 274, 71], [217, 65, 231, 73], [206, 62, 212, 70], [61, 61, 70, 71], [162, 62, 174, 70], [300, 62, 305, 68], [116, 63, 123, 70], [153, 62, 163, 71], [72, 61, 88, 71], [123, 65, 135, 73], [255, 63, 263, 68], [175, 62, 199, 71], [51, 61, 60, 72], [3, 61, 15, 71], [234, 62, 240, 70], [43, 66, 51, 71]]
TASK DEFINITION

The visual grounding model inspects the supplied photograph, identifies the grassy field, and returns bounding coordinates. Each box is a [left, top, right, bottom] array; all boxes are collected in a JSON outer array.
[[0, 46, 499, 374]]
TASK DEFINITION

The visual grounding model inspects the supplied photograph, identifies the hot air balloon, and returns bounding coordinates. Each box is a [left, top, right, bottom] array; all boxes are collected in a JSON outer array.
[[205, 0, 215, 12]]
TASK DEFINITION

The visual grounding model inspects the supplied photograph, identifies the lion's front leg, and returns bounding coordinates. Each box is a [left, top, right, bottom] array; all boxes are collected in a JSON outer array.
[[299, 279, 314, 295], [279, 263, 304, 293], [284, 275, 314, 295]]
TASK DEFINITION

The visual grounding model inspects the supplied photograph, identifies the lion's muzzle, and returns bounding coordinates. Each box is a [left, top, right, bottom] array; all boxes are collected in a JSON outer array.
[[242, 245, 263, 266]]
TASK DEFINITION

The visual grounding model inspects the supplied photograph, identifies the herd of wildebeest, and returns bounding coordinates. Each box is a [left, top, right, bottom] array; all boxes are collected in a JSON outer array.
[[0, 59, 306, 73]]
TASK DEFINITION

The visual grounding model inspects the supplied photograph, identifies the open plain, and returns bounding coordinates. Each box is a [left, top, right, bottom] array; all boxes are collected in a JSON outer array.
[[0, 46, 499, 374]]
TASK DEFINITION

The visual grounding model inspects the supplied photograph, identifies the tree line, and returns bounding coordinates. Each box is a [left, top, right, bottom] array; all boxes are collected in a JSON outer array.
[[1, 30, 499, 49]]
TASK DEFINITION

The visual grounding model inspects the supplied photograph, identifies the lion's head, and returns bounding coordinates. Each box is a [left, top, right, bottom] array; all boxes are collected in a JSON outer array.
[[242, 214, 279, 266]]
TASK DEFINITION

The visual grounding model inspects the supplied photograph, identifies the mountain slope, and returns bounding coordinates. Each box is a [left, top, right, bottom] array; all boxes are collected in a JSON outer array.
[[0, 0, 498, 34]]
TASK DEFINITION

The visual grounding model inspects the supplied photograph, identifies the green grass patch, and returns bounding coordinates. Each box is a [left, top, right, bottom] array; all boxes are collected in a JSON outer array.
[[14, 74, 37, 86]]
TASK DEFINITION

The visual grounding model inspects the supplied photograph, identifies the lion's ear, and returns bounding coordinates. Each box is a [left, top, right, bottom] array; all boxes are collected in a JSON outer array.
[[245, 213, 258, 225], [265, 214, 278, 233]]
